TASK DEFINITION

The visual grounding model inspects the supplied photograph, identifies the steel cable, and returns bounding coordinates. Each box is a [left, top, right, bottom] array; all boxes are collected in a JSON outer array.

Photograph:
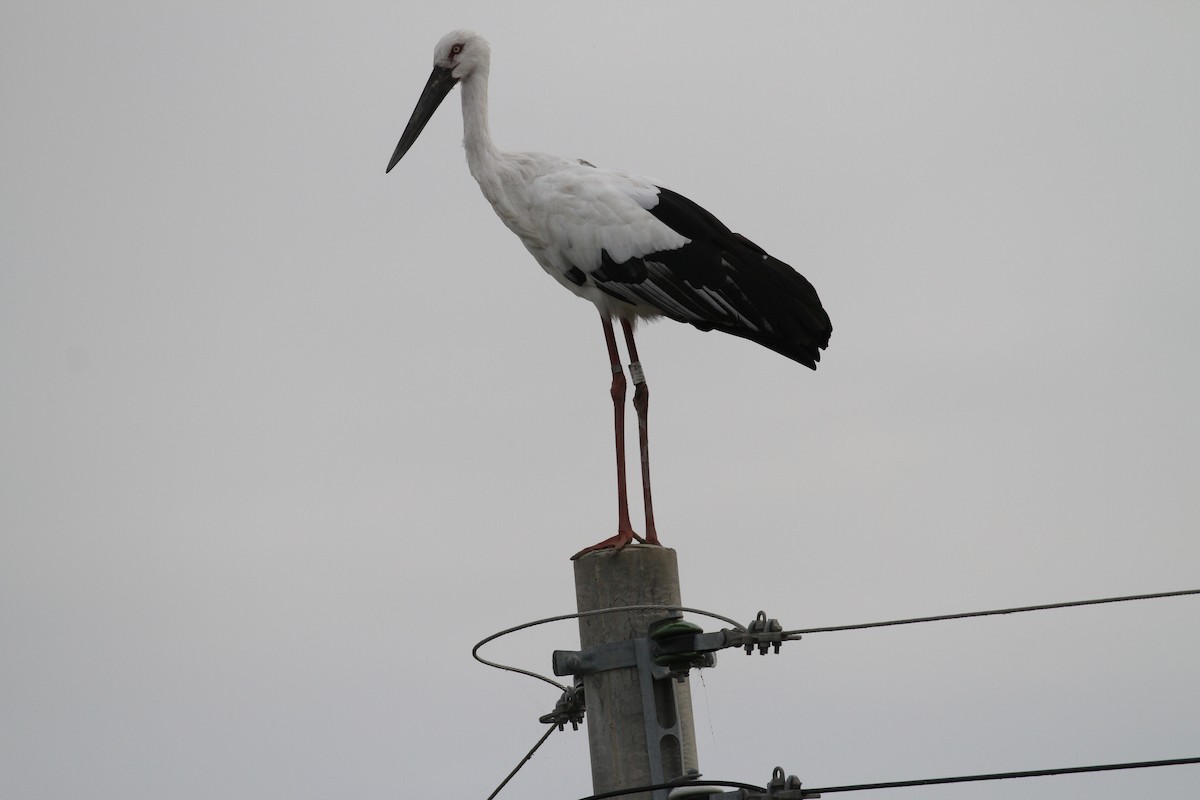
[[782, 588, 1200, 636]]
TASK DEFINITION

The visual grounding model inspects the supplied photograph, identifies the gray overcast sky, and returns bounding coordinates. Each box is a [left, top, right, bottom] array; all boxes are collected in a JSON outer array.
[[2, 1, 1198, 798]]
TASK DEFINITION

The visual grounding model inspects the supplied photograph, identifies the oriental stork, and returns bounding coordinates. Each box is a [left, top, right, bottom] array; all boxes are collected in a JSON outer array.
[[386, 30, 832, 558]]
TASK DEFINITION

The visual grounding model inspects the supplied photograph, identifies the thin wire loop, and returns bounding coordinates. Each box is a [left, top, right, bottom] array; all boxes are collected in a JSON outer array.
[[472, 604, 747, 692]]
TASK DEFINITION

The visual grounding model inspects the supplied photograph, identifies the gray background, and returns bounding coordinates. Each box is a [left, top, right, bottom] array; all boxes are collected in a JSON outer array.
[[3, 2, 1198, 798]]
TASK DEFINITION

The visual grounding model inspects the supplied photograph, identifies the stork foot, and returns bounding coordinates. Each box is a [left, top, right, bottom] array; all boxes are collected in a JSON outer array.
[[570, 529, 660, 560], [571, 531, 633, 560]]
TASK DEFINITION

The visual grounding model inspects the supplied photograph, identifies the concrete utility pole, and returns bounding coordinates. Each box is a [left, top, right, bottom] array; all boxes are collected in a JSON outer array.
[[572, 545, 699, 800]]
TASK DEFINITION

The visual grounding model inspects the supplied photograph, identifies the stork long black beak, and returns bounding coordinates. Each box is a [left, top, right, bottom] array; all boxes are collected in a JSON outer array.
[[386, 66, 458, 173]]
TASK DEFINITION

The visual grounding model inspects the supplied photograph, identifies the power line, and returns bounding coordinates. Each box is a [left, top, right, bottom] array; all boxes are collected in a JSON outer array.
[[567, 757, 1200, 800], [485, 723, 558, 800], [471, 589, 1200, 690], [805, 756, 1200, 795], [784, 588, 1200, 636], [478, 589, 1199, 798]]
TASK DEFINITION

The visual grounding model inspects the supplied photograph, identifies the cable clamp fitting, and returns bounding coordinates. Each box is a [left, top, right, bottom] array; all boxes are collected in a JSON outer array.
[[743, 611, 787, 655], [538, 680, 585, 731], [746, 766, 816, 799], [716, 611, 799, 656]]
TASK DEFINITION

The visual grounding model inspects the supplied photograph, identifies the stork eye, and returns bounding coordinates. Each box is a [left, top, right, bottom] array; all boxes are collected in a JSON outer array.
[[450, 43, 464, 56]]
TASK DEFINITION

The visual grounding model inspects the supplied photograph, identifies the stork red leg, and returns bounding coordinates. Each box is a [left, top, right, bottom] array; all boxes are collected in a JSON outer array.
[[621, 318, 659, 545], [571, 314, 640, 559]]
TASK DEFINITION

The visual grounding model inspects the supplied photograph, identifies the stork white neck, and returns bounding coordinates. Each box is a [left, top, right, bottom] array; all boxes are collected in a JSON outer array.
[[460, 66, 501, 183]]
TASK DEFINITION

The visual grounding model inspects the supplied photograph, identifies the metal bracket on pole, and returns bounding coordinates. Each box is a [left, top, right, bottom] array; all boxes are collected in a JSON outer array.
[[632, 634, 681, 791], [554, 614, 705, 800], [554, 611, 799, 683], [552, 612, 801, 800]]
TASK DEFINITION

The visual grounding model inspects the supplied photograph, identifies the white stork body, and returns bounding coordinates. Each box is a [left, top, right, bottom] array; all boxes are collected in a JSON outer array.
[[475, 154, 690, 319], [388, 30, 831, 556]]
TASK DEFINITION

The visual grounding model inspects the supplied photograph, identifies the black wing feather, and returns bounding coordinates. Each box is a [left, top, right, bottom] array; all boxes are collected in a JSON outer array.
[[591, 186, 832, 369]]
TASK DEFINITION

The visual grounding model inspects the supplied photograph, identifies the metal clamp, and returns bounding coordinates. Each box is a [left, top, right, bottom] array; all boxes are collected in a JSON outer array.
[[538, 680, 586, 731], [757, 766, 814, 799], [728, 611, 792, 655]]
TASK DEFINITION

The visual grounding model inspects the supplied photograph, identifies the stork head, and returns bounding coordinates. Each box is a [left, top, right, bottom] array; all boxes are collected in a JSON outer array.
[[435, 29, 490, 82], [386, 30, 490, 173]]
